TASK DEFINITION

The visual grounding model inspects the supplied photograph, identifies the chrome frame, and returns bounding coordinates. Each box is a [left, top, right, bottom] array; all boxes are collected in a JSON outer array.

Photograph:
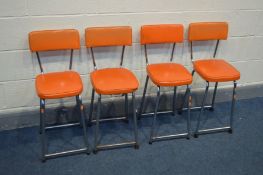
[[36, 50, 90, 162], [189, 39, 238, 137], [39, 96, 90, 162], [138, 43, 192, 143], [93, 92, 139, 153], [88, 45, 139, 153]]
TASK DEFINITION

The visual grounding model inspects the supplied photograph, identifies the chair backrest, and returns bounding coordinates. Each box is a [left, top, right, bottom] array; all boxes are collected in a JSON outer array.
[[28, 29, 80, 72], [85, 26, 132, 69], [188, 22, 228, 41], [140, 24, 184, 64], [188, 22, 228, 60], [140, 24, 184, 44], [29, 29, 80, 52], [85, 26, 132, 47]]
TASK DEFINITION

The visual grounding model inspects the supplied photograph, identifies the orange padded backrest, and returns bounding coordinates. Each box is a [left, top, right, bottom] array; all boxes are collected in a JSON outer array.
[[29, 29, 80, 52], [85, 26, 132, 47], [140, 24, 184, 44], [188, 22, 228, 41]]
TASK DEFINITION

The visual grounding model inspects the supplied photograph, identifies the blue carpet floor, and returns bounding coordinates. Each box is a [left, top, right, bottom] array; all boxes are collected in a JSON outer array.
[[0, 97, 263, 175]]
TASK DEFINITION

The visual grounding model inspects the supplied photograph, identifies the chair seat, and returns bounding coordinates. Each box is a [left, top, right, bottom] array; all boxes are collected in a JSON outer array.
[[35, 71, 83, 99], [90, 68, 139, 95], [147, 63, 192, 86], [194, 59, 240, 82]]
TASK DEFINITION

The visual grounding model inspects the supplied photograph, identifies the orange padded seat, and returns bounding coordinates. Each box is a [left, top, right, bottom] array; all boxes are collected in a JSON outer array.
[[194, 59, 240, 82], [36, 71, 83, 99], [90, 68, 139, 95], [147, 63, 192, 86]]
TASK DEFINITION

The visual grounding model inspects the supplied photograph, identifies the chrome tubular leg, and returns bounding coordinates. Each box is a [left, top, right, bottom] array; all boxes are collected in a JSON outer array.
[[125, 94, 129, 121], [173, 87, 177, 116], [194, 82, 209, 138], [149, 86, 161, 144], [178, 70, 195, 115], [192, 70, 195, 76], [93, 95, 101, 154], [88, 89, 95, 126], [40, 99, 47, 162], [187, 85, 192, 139], [77, 95, 90, 154], [210, 82, 218, 111], [138, 76, 149, 119], [39, 110, 42, 135], [132, 92, 139, 149], [229, 81, 237, 133], [76, 96, 83, 128], [178, 87, 189, 114]]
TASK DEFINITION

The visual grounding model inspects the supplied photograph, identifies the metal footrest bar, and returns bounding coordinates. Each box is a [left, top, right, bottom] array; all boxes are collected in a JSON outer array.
[[95, 141, 137, 151], [44, 148, 89, 160], [151, 133, 189, 142], [140, 106, 206, 118], [140, 110, 173, 117], [181, 105, 212, 111], [45, 122, 81, 130], [195, 126, 231, 136], [91, 116, 127, 123]]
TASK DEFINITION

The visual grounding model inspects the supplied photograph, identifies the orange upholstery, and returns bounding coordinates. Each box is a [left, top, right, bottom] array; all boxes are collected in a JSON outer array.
[[194, 59, 240, 82], [141, 24, 184, 44], [147, 63, 193, 86], [90, 68, 139, 95], [36, 71, 83, 99], [85, 26, 132, 47], [29, 29, 80, 51], [188, 22, 228, 41]]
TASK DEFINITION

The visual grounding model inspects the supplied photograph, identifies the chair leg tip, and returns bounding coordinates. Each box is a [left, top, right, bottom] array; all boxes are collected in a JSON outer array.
[[209, 107, 214, 111], [93, 150, 98, 154], [134, 144, 139, 149], [228, 129, 233, 134], [148, 141, 152, 145], [194, 134, 198, 138], [177, 111, 182, 115]]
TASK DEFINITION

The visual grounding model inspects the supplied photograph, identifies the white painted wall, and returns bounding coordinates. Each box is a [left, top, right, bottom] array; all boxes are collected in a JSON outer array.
[[0, 0, 263, 114]]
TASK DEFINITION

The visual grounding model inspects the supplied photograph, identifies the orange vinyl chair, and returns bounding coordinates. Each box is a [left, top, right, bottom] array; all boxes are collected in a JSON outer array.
[[85, 26, 139, 153], [29, 29, 90, 161], [187, 22, 240, 137], [138, 24, 193, 144]]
